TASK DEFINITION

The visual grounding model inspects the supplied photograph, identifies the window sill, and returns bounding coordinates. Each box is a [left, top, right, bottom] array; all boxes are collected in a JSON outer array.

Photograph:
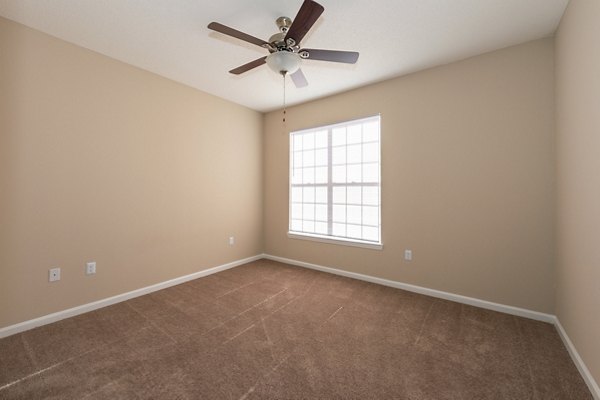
[[287, 232, 383, 250]]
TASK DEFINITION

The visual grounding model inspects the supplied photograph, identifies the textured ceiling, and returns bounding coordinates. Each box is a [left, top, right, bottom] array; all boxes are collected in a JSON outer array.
[[0, 0, 569, 112]]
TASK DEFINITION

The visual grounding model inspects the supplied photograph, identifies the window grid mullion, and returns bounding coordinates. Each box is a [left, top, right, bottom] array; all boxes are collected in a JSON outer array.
[[327, 128, 333, 236], [290, 136, 295, 232], [291, 182, 378, 187], [345, 132, 348, 234], [360, 123, 364, 239]]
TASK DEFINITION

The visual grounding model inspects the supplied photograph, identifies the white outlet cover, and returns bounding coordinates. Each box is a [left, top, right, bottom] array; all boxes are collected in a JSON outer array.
[[229, 236, 235, 245], [49, 267, 61, 282], [404, 250, 413, 261], [86, 262, 96, 275]]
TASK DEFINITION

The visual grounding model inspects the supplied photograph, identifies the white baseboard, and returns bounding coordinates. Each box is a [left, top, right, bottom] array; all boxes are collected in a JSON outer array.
[[0, 254, 263, 339], [263, 254, 554, 322], [2, 252, 598, 399], [264, 253, 600, 398], [554, 318, 600, 399]]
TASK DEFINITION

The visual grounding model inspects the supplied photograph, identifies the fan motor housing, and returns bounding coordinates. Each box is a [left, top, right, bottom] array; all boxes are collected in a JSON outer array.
[[269, 17, 296, 51], [268, 32, 287, 49]]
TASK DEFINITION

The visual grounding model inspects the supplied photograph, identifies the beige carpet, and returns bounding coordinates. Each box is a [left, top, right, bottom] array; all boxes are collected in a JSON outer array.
[[0, 259, 592, 399]]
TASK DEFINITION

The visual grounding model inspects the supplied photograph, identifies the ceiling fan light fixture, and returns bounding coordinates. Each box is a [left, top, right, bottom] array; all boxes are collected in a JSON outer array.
[[266, 51, 301, 75]]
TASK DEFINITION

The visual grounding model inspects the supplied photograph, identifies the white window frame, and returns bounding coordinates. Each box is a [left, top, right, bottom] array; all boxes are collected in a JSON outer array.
[[288, 115, 382, 250]]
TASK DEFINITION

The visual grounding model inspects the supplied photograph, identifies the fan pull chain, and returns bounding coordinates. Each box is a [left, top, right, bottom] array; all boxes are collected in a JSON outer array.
[[282, 72, 287, 125]]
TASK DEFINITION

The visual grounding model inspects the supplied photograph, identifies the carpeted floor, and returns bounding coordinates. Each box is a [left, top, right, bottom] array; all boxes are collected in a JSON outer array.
[[0, 259, 592, 399]]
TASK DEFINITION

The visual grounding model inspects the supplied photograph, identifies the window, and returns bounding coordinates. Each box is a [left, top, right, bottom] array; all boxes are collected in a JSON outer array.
[[288, 115, 381, 249]]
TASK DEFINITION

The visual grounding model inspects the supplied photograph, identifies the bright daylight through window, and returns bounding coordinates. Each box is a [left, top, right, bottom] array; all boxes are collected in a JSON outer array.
[[288, 115, 381, 248]]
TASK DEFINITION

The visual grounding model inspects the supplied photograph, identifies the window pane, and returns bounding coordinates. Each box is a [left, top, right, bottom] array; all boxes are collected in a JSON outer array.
[[293, 151, 303, 167], [347, 144, 361, 164], [363, 121, 379, 142], [347, 125, 362, 144], [363, 187, 378, 205], [347, 164, 361, 183], [315, 130, 328, 148], [315, 205, 327, 221], [347, 205, 361, 224], [333, 205, 346, 222], [332, 127, 346, 146], [291, 219, 302, 231], [303, 204, 315, 220], [315, 149, 328, 166], [316, 187, 327, 203], [292, 168, 302, 184], [315, 167, 327, 184], [332, 223, 346, 236], [303, 187, 314, 202], [333, 186, 346, 204], [363, 163, 378, 182], [332, 166, 346, 183], [315, 222, 328, 234], [332, 146, 346, 165], [292, 187, 302, 202], [362, 226, 379, 241], [347, 187, 361, 204], [291, 204, 302, 219], [347, 224, 361, 238], [363, 142, 379, 162], [303, 150, 315, 167], [303, 167, 314, 184], [304, 132, 315, 150], [293, 135, 303, 151], [303, 220, 315, 233], [363, 206, 378, 226]]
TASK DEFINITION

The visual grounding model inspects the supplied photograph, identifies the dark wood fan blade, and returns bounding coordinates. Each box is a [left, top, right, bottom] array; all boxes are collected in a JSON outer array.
[[229, 56, 267, 75], [301, 48, 359, 64], [290, 69, 308, 88], [285, 0, 324, 45], [208, 22, 269, 48]]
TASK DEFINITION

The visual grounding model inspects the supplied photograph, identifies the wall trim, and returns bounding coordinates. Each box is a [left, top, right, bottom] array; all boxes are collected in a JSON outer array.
[[0, 254, 263, 339], [263, 254, 554, 322], [554, 318, 600, 399]]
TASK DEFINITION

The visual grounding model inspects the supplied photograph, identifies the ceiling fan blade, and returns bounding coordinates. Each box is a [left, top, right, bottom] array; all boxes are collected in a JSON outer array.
[[208, 22, 269, 48], [290, 69, 308, 88], [300, 49, 359, 64], [229, 56, 267, 75], [285, 0, 324, 45]]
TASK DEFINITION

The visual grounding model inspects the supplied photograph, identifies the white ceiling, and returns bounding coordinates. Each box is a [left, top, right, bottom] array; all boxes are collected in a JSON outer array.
[[0, 0, 568, 112]]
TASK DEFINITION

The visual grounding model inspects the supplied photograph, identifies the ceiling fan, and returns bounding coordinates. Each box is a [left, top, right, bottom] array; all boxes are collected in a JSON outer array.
[[207, 0, 359, 88]]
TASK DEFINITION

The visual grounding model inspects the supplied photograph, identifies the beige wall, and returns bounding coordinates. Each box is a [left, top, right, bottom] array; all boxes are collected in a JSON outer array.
[[556, 0, 600, 386], [265, 39, 556, 313], [0, 14, 563, 332], [0, 17, 263, 329]]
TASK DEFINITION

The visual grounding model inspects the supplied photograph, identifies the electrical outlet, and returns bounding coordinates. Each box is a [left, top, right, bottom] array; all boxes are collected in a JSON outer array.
[[86, 261, 96, 275], [229, 236, 235, 246], [49, 267, 61, 282], [404, 250, 413, 261]]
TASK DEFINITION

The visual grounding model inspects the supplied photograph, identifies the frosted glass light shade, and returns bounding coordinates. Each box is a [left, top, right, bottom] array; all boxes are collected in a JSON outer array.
[[266, 51, 301, 75]]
